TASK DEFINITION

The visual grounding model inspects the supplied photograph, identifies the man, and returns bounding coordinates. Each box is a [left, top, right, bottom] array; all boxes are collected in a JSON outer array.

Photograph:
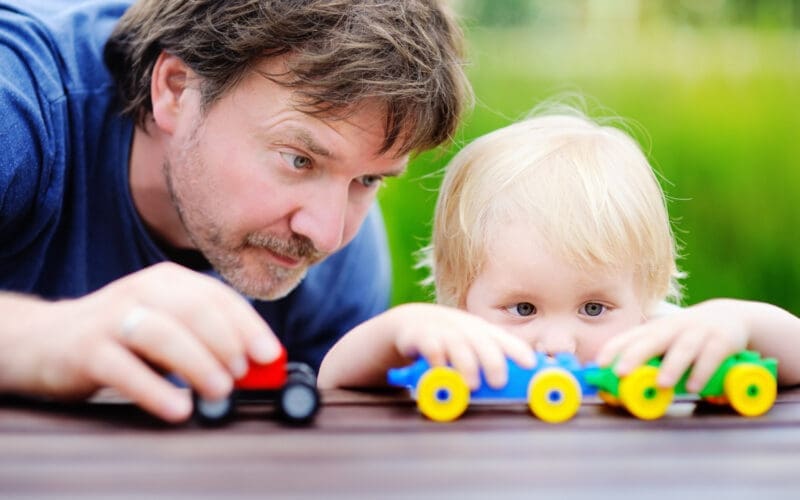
[[0, 0, 470, 422]]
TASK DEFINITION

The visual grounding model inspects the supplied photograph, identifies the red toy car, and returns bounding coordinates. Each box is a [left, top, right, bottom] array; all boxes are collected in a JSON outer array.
[[192, 348, 320, 425]]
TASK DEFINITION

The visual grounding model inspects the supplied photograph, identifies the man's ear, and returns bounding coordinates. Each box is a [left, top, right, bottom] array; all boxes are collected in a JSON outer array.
[[150, 51, 192, 134]]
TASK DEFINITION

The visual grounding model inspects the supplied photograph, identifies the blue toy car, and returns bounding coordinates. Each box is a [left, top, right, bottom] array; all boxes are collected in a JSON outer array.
[[387, 352, 599, 423]]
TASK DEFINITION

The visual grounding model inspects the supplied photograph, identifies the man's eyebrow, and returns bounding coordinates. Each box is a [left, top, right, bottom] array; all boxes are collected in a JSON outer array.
[[383, 163, 408, 177], [289, 127, 332, 158]]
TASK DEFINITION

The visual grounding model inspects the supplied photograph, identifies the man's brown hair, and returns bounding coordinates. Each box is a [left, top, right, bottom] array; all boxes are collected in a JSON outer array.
[[104, 0, 471, 154]]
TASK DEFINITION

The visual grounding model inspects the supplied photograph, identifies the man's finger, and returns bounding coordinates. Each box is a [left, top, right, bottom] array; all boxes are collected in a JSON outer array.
[[87, 342, 192, 423], [115, 305, 233, 400]]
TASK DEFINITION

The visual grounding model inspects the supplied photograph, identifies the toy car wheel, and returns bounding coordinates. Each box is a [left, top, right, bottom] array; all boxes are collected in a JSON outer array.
[[277, 379, 320, 425], [723, 364, 777, 417], [286, 362, 317, 386], [416, 366, 470, 422], [527, 368, 582, 423], [193, 392, 235, 425], [618, 366, 674, 420]]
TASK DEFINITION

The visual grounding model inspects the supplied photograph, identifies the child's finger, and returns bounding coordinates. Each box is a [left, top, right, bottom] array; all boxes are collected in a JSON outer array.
[[686, 339, 734, 393], [470, 334, 510, 389], [415, 334, 447, 367], [612, 324, 677, 375], [595, 326, 641, 366], [492, 330, 535, 369], [443, 337, 481, 389], [655, 327, 707, 388]]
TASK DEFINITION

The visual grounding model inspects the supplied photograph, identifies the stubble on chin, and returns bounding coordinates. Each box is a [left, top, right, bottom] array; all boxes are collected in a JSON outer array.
[[218, 256, 308, 301]]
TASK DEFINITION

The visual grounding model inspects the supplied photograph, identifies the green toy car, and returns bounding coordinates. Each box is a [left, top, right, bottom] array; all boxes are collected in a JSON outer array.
[[587, 350, 778, 420]]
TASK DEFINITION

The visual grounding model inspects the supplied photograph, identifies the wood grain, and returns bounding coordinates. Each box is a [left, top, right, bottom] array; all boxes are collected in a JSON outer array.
[[2, 387, 800, 497]]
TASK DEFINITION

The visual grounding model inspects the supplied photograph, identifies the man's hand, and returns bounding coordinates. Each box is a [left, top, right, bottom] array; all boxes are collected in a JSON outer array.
[[0, 262, 281, 422]]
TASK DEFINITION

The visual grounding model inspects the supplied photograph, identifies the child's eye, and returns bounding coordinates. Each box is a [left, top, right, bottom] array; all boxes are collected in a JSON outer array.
[[581, 302, 606, 317], [280, 152, 311, 170], [506, 302, 536, 317]]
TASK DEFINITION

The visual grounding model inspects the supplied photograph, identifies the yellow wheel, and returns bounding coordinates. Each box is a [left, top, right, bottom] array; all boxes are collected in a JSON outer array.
[[724, 364, 776, 417], [527, 368, 582, 423], [599, 391, 621, 407], [619, 366, 674, 420], [416, 367, 470, 422]]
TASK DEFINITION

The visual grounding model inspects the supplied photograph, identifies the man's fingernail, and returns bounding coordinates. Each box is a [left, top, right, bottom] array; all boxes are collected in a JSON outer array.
[[251, 336, 279, 363], [229, 356, 249, 379], [164, 395, 191, 421], [207, 372, 233, 396]]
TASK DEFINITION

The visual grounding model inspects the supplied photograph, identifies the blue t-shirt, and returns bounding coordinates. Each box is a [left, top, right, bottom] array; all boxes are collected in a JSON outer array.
[[0, 0, 391, 371]]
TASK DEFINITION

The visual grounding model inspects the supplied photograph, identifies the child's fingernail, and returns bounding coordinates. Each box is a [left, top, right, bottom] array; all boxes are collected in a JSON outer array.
[[522, 352, 536, 367], [489, 373, 507, 389]]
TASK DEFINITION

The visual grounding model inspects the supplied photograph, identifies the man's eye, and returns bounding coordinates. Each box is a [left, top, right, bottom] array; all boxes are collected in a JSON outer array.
[[280, 152, 311, 170], [581, 302, 606, 317], [506, 302, 536, 317], [358, 175, 384, 188]]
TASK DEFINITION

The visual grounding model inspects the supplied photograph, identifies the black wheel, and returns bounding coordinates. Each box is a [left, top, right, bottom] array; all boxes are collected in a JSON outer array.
[[286, 362, 317, 385], [192, 391, 235, 426], [277, 378, 320, 424]]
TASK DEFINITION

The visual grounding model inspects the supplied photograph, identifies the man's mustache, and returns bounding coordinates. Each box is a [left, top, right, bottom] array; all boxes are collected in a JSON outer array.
[[245, 233, 324, 261]]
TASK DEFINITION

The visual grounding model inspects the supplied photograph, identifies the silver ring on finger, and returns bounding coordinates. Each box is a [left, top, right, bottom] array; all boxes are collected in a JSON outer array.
[[119, 305, 149, 341]]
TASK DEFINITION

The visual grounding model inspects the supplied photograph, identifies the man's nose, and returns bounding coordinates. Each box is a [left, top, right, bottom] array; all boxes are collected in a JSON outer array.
[[290, 187, 347, 254]]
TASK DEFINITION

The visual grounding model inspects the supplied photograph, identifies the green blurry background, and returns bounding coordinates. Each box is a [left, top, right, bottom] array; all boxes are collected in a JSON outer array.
[[378, 0, 800, 315]]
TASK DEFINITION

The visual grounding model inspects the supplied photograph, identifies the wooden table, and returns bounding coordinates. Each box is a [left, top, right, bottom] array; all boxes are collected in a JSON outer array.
[[2, 387, 800, 498]]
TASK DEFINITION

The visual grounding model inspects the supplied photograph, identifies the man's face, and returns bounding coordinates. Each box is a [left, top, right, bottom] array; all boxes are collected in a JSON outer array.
[[163, 58, 408, 300]]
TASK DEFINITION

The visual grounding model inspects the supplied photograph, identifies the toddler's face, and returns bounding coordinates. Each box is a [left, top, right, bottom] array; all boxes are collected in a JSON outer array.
[[464, 222, 646, 363]]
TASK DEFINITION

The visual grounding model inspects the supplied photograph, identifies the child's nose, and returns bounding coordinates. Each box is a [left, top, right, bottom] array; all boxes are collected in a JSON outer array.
[[534, 329, 577, 356]]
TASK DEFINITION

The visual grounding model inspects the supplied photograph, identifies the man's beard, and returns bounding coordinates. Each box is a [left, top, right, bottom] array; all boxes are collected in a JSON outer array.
[[209, 231, 326, 300], [162, 128, 326, 300]]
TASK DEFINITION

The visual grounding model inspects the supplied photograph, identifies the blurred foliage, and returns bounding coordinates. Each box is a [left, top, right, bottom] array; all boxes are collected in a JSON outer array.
[[378, 0, 800, 316]]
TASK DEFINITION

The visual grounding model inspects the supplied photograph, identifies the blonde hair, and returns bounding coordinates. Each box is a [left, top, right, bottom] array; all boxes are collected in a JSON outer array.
[[429, 110, 682, 310]]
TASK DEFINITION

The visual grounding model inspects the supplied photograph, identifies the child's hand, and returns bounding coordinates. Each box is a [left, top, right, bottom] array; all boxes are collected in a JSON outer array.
[[390, 304, 536, 389], [595, 299, 749, 392]]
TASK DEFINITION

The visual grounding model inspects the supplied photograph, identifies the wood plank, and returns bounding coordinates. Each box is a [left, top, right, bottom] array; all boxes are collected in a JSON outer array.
[[1, 387, 799, 496]]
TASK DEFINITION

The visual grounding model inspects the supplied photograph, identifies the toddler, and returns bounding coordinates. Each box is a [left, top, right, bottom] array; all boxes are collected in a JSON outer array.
[[318, 110, 800, 392]]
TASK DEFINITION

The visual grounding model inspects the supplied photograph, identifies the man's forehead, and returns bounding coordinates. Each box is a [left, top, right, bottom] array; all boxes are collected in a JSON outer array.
[[246, 56, 413, 156]]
